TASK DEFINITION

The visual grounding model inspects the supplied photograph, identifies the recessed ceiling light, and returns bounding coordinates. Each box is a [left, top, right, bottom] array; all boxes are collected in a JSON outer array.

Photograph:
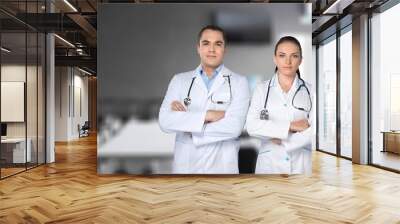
[[63, 0, 78, 12], [1, 47, 11, 53], [323, 0, 354, 15], [54, 34, 75, 48], [78, 67, 92, 76]]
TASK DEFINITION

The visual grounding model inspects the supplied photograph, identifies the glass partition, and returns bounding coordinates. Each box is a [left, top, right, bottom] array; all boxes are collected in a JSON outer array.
[[27, 30, 38, 169], [317, 36, 337, 155], [38, 32, 45, 165], [0, 1, 46, 179], [1, 30, 28, 177]]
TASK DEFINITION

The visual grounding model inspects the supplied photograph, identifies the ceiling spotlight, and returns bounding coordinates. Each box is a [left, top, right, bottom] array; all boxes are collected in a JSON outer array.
[[54, 34, 75, 48], [78, 67, 93, 76], [1, 47, 11, 53], [63, 0, 78, 12], [322, 0, 355, 15]]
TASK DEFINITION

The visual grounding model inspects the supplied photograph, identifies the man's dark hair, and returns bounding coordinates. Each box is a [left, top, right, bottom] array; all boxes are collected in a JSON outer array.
[[197, 25, 227, 45]]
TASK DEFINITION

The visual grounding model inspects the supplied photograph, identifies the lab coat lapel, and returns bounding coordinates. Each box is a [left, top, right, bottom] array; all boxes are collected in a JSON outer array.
[[271, 74, 287, 105], [192, 69, 208, 94], [207, 66, 230, 98], [274, 74, 299, 104], [287, 76, 300, 100]]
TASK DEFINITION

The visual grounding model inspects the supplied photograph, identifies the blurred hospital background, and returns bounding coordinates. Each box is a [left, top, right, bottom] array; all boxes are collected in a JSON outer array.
[[97, 3, 312, 174]]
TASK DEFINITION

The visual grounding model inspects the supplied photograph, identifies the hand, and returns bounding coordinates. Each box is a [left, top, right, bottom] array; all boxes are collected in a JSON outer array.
[[289, 119, 310, 132], [171, 101, 186, 112], [205, 110, 225, 123], [270, 138, 282, 145]]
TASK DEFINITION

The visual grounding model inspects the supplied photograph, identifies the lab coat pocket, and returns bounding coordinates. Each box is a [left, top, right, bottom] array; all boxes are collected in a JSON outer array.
[[175, 132, 193, 144], [293, 109, 308, 121], [173, 140, 191, 173], [211, 91, 231, 111], [256, 149, 290, 174]]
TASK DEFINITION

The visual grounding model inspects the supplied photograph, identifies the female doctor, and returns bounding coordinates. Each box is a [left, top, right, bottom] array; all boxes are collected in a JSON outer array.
[[246, 36, 313, 175]]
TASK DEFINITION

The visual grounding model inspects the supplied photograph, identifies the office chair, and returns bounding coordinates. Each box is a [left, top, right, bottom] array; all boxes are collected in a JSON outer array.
[[79, 121, 90, 138]]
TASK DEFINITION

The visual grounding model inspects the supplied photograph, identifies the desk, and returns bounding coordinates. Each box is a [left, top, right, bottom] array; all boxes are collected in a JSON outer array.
[[98, 119, 175, 174], [381, 131, 400, 154], [98, 119, 175, 157], [1, 138, 31, 163]]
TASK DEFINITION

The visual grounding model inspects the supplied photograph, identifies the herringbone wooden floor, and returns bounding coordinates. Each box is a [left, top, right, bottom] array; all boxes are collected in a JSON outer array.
[[1, 135, 400, 224]]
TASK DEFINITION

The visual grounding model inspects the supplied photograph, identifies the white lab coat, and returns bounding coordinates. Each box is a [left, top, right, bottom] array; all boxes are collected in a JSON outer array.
[[159, 65, 250, 174], [246, 74, 314, 175]]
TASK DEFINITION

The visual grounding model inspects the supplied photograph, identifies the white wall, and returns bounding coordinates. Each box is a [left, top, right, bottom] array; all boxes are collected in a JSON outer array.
[[1, 65, 26, 128], [1, 64, 46, 163], [1, 65, 38, 137], [72, 72, 89, 138], [55, 67, 89, 141], [55, 66, 68, 141]]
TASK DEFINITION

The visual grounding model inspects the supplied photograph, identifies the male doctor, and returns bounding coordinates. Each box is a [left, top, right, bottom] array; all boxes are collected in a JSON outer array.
[[159, 25, 250, 174]]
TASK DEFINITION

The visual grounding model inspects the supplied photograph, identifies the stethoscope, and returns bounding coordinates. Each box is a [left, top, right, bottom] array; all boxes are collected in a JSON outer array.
[[184, 74, 232, 107], [260, 76, 312, 120]]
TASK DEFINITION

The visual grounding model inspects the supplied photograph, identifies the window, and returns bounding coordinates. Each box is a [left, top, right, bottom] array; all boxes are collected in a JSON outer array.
[[339, 28, 352, 158], [317, 36, 337, 155], [370, 2, 400, 171]]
